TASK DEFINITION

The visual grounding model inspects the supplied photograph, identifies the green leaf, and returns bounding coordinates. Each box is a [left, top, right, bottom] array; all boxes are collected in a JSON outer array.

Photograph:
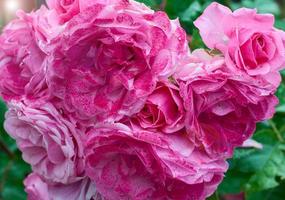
[[276, 105, 285, 113], [234, 129, 285, 192], [233, 145, 277, 173], [218, 170, 251, 194], [180, 1, 202, 21], [190, 28, 205, 50], [232, 0, 280, 16], [275, 19, 285, 31], [136, 0, 161, 9], [165, 0, 195, 19], [0, 154, 31, 200], [0, 99, 31, 199], [246, 181, 285, 200], [254, 0, 280, 15], [221, 128, 285, 194], [244, 144, 285, 191], [0, 100, 18, 153], [276, 83, 285, 111], [0, 100, 7, 132]]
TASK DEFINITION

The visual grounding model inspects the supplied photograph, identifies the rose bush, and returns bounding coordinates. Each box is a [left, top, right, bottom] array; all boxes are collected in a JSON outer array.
[[46, 0, 188, 122], [0, 1, 284, 199], [4, 101, 85, 184]]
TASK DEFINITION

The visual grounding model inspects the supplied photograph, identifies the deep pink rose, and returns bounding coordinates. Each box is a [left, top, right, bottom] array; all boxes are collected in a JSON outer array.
[[0, 11, 47, 101], [194, 3, 285, 89], [130, 81, 185, 133], [47, 0, 188, 122], [176, 50, 278, 157], [24, 173, 100, 200], [4, 101, 85, 184], [85, 123, 227, 200], [47, 0, 79, 24]]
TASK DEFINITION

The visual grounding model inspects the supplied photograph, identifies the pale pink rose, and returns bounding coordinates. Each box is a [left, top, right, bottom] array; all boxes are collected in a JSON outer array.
[[24, 173, 100, 200], [24, 173, 49, 200], [177, 50, 278, 157], [32, 6, 64, 52], [46, 0, 79, 24], [47, 0, 188, 122], [130, 81, 184, 133], [4, 101, 85, 184], [85, 123, 227, 200], [0, 11, 47, 101], [194, 3, 285, 89]]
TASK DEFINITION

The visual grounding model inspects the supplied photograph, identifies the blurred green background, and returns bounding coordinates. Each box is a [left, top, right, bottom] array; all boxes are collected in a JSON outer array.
[[0, 0, 285, 199]]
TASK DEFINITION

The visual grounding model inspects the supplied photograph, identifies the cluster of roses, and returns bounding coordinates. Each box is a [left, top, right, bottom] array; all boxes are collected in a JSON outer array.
[[0, 0, 284, 199]]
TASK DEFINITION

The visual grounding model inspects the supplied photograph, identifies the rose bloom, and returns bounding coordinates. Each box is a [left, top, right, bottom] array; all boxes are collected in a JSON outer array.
[[46, 0, 79, 24], [176, 50, 278, 157], [85, 123, 227, 200], [24, 173, 100, 200], [46, 0, 188, 122], [4, 101, 85, 184], [0, 11, 47, 101], [32, 6, 64, 51], [194, 2, 285, 90], [130, 81, 185, 134]]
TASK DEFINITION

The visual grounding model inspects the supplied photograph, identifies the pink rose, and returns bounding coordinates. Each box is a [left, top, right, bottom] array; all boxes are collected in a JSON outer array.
[[24, 173, 49, 200], [177, 50, 278, 157], [85, 123, 227, 200], [194, 3, 285, 89], [4, 101, 85, 184], [24, 173, 100, 200], [130, 81, 184, 133], [0, 11, 47, 101], [46, 0, 79, 24], [47, 0, 188, 122], [32, 6, 64, 52]]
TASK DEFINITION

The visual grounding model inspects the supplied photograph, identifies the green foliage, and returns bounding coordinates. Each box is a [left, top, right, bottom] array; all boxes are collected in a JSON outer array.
[[136, 0, 162, 9], [246, 182, 285, 200], [0, 100, 31, 200], [231, 0, 280, 15]]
